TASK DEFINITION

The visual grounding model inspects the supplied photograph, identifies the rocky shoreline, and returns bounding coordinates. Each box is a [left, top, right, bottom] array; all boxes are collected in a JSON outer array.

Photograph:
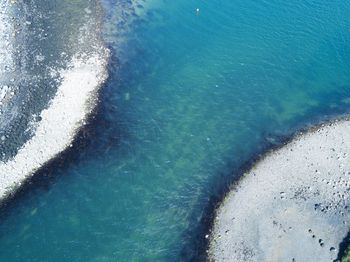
[[0, 0, 109, 202], [209, 118, 350, 261]]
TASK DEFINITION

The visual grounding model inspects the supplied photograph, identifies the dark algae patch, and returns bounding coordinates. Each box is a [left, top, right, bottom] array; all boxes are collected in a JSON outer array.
[[335, 231, 350, 262], [340, 247, 350, 262]]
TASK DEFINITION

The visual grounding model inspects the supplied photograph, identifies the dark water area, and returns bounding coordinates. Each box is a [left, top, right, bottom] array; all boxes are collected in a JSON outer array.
[[0, 0, 350, 261]]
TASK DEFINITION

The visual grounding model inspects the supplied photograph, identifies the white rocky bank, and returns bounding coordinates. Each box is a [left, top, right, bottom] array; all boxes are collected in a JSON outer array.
[[209, 119, 350, 262], [0, 53, 108, 200]]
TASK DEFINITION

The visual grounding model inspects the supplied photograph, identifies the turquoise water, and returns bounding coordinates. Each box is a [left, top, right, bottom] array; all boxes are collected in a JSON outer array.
[[1, 0, 350, 261]]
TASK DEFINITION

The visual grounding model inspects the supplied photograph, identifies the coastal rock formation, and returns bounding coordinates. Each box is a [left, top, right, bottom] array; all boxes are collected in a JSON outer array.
[[209, 119, 350, 262]]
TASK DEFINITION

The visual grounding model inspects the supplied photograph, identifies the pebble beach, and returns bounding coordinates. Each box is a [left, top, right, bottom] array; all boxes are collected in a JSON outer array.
[[209, 119, 350, 261]]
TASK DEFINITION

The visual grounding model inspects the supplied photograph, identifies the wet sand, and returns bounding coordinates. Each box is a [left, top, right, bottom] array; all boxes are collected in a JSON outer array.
[[209, 119, 350, 262]]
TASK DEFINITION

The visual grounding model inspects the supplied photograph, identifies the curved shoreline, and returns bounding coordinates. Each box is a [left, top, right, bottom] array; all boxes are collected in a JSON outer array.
[[209, 118, 350, 262], [0, 0, 110, 203], [0, 52, 109, 202]]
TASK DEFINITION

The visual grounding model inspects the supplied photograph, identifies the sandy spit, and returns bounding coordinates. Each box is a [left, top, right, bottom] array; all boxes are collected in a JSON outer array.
[[209, 119, 350, 262], [0, 52, 109, 200]]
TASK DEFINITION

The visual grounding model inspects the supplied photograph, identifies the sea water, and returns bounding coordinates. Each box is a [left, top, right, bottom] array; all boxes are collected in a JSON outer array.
[[0, 0, 350, 261]]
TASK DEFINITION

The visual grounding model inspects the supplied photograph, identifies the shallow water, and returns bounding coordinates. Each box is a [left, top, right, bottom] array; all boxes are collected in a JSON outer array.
[[0, 0, 350, 261]]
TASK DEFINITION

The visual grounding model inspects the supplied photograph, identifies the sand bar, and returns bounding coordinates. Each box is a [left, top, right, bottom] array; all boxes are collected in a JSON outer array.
[[209, 119, 350, 261], [0, 53, 108, 200]]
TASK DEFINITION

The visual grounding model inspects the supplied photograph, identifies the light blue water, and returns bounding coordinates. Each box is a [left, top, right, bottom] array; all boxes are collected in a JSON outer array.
[[1, 0, 350, 261]]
